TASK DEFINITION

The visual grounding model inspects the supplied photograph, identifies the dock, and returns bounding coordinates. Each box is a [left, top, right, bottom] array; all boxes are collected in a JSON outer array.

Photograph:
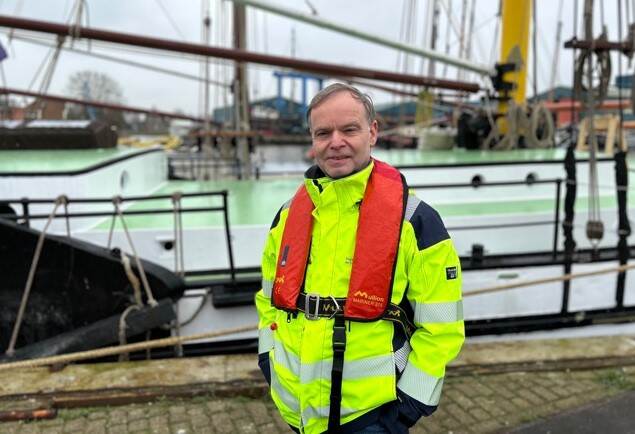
[[1, 333, 635, 433]]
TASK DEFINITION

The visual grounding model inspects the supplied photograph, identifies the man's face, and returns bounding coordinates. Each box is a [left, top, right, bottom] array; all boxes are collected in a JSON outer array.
[[309, 91, 378, 179]]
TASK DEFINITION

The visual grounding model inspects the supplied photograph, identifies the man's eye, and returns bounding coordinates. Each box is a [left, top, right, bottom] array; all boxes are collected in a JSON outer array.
[[315, 131, 328, 137]]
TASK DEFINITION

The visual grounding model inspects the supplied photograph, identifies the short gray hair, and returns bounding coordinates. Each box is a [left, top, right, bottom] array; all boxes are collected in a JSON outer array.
[[306, 83, 376, 131]]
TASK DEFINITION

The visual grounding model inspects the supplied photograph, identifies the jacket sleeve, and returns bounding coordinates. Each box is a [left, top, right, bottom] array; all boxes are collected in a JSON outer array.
[[255, 206, 286, 383], [396, 198, 465, 424]]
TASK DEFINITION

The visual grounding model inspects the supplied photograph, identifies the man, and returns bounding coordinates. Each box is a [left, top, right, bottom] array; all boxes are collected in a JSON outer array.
[[256, 83, 464, 434]]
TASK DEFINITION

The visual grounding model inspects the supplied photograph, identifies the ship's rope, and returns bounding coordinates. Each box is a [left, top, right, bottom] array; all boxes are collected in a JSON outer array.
[[2, 260, 635, 370], [464, 0, 477, 85], [154, 0, 186, 41], [583, 1, 604, 250], [111, 197, 157, 307], [5, 196, 67, 357], [25, 34, 64, 118], [527, 102, 555, 148], [117, 304, 141, 362], [419, 0, 432, 76], [177, 291, 210, 328], [488, 2, 502, 67], [106, 206, 116, 249], [548, 0, 565, 99], [0, 324, 259, 371], [480, 90, 500, 149], [62, 199, 71, 237], [441, 0, 453, 78], [120, 252, 142, 306], [464, 261, 635, 298]]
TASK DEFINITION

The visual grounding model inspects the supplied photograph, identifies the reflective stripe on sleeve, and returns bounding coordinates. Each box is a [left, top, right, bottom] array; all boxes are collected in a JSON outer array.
[[414, 300, 463, 324], [404, 195, 421, 222], [258, 327, 274, 354], [271, 364, 300, 413], [394, 340, 411, 374], [262, 279, 273, 298], [397, 362, 444, 406]]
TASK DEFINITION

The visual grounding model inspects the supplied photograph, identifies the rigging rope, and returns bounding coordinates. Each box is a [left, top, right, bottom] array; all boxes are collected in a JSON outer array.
[[0, 324, 259, 371], [465, 261, 635, 298], [3, 259, 635, 371], [117, 304, 141, 362], [419, 0, 432, 76], [121, 252, 143, 306], [583, 0, 604, 249], [112, 197, 157, 307], [527, 102, 555, 148], [154, 0, 186, 41], [466, 0, 477, 78], [488, 1, 502, 69], [9, 33, 228, 87], [5, 196, 67, 357], [442, 0, 453, 78], [458, 0, 467, 83], [548, 0, 565, 97]]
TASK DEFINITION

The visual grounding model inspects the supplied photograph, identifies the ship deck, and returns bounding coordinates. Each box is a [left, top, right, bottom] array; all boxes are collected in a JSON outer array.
[[96, 176, 631, 230], [0, 146, 598, 175], [0, 146, 158, 175]]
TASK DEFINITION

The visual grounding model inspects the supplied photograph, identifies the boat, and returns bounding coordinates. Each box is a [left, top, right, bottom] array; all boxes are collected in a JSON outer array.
[[1, 0, 634, 361], [2, 131, 633, 354]]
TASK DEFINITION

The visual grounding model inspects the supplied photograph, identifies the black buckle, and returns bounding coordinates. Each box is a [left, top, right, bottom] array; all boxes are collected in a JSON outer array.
[[332, 319, 347, 353]]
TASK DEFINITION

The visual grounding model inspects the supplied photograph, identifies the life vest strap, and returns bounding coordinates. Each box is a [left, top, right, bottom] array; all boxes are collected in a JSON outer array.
[[295, 292, 416, 339], [328, 314, 347, 432]]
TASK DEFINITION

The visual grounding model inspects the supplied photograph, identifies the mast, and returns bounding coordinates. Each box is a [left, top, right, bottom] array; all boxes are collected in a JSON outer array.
[[427, 0, 440, 78], [232, 1, 252, 179], [498, 0, 531, 113], [201, 0, 212, 152], [548, 0, 564, 100]]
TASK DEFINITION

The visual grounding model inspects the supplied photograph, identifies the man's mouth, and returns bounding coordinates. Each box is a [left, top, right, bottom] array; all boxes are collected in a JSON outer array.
[[328, 156, 350, 161]]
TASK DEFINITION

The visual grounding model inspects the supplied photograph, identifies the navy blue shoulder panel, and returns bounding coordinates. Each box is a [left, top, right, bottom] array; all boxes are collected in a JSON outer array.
[[270, 206, 283, 230], [409, 200, 450, 251], [270, 199, 292, 230]]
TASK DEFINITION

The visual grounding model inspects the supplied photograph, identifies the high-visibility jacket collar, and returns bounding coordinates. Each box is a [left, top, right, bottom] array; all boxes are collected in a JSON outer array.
[[303, 159, 374, 210], [273, 158, 406, 321]]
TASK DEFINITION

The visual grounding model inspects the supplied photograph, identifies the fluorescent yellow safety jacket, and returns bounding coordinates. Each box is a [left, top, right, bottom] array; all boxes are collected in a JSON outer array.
[[256, 160, 464, 434]]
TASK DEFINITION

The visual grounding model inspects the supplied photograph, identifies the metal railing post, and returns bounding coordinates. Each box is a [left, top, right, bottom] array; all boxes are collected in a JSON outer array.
[[20, 198, 30, 228], [552, 179, 562, 259], [221, 191, 236, 283]]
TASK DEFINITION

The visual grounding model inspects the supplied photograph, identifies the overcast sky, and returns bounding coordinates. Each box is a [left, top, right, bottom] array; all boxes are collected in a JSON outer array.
[[0, 0, 630, 118]]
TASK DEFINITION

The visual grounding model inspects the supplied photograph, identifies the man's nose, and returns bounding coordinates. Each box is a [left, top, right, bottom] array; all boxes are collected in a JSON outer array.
[[329, 130, 345, 147]]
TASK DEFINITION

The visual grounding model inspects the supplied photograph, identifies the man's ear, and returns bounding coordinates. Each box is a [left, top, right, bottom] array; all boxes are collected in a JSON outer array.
[[369, 120, 378, 147]]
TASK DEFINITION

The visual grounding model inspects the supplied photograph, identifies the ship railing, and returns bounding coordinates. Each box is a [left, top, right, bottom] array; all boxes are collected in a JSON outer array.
[[0, 191, 237, 283], [411, 177, 564, 259]]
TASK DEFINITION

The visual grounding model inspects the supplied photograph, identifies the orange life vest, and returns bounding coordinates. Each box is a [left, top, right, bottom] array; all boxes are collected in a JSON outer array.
[[272, 159, 407, 321]]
